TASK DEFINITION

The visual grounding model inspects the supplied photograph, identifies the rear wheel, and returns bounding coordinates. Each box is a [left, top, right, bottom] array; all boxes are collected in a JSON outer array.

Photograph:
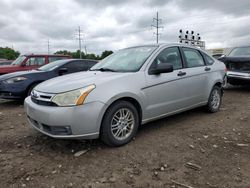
[[206, 85, 222, 113], [101, 101, 139, 147]]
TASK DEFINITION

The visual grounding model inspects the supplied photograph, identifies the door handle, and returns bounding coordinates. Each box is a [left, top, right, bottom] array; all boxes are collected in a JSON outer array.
[[205, 67, 211, 71], [177, 71, 186, 76]]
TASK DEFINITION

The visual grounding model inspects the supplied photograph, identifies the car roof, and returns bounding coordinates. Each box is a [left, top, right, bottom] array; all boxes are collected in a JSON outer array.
[[22, 54, 71, 57], [124, 43, 202, 50]]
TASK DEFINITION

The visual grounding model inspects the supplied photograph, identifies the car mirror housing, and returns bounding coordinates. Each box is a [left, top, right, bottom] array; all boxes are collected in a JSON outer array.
[[149, 63, 173, 75]]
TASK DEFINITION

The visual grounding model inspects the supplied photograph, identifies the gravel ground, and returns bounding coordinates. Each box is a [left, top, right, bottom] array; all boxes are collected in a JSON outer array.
[[0, 86, 249, 188]]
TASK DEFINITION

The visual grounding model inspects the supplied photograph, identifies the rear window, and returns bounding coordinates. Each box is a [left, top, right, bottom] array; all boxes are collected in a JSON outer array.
[[202, 53, 214, 65]]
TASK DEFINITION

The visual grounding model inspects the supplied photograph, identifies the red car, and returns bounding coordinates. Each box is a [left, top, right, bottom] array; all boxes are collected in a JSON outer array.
[[0, 54, 71, 75], [0, 60, 12, 66]]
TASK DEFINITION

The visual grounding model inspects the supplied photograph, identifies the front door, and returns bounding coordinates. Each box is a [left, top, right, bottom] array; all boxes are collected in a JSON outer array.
[[143, 46, 190, 120]]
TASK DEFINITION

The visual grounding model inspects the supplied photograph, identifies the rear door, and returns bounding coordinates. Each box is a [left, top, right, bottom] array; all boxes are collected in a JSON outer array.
[[180, 47, 209, 104]]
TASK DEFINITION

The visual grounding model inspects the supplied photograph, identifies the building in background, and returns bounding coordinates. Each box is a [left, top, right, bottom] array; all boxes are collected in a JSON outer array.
[[206, 48, 232, 56]]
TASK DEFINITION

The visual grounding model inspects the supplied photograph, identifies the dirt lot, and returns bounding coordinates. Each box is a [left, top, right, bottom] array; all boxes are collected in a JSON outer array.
[[0, 86, 249, 188]]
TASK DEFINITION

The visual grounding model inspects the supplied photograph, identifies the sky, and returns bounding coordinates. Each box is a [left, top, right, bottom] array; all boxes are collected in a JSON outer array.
[[0, 0, 250, 54]]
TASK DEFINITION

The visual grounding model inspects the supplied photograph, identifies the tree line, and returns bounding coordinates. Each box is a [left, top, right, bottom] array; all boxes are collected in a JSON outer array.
[[0, 47, 113, 60], [0, 47, 20, 60]]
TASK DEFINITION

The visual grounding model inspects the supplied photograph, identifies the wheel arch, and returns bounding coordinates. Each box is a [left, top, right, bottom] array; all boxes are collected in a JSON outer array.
[[98, 94, 143, 133], [25, 81, 43, 96]]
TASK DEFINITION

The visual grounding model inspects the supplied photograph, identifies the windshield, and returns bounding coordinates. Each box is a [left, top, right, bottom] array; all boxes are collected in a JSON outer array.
[[11, 56, 26, 65], [38, 59, 68, 71], [228, 47, 250, 57], [90, 46, 157, 72]]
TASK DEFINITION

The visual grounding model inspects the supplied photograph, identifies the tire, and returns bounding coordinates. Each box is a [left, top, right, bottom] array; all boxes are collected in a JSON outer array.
[[206, 86, 222, 113], [100, 101, 139, 147]]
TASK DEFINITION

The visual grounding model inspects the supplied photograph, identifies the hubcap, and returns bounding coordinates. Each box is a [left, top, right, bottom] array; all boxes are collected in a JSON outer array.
[[111, 108, 135, 141], [211, 89, 221, 109]]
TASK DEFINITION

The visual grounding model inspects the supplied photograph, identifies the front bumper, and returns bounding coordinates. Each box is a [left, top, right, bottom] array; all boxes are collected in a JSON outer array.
[[227, 71, 250, 85], [227, 71, 250, 80], [24, 96, 106, 139], [0, 81, 26, 99]]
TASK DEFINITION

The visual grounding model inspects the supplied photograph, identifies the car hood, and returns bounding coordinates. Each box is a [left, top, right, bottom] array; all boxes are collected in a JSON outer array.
[[35, 71, 133, 93], [0, 65, 22, 74], [0, 70, 40, 81]]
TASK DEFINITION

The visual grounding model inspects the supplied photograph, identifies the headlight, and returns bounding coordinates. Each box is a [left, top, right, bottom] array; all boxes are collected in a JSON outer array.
[[4, 77, 27, 84], [51, 84, 95, 106]]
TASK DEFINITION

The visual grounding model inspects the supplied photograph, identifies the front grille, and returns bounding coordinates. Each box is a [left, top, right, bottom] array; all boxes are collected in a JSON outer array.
[[30, 90, 56, 106], [31, 97, 57, 106]]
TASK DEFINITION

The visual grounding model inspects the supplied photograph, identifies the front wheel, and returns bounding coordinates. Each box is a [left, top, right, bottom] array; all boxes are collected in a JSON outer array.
[[27, 83, 39, 97], [206, 86, 222, 113], [100, 101, 139, 147]]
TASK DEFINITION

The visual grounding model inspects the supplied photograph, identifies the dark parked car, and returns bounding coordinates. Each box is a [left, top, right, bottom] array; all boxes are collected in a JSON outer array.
[[219, 46, 250, 85], [0, 59, 97, 100], [0, 54, 71, 75]]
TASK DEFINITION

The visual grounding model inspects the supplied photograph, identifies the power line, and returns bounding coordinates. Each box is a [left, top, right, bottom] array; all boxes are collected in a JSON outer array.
[[151, 12, 163, 44]]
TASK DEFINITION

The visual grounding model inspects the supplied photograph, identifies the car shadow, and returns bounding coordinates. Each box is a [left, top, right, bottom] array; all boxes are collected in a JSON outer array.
[[224, 84, 250, 92], [21, 107, 203, 154], [136, 107, 202, 137], [0, 99, 23, 107], [19, 133, 106, 156]]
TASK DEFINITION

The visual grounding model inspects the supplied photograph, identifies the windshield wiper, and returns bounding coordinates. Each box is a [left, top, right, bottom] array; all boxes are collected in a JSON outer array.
[[90, 68, 117, 72]]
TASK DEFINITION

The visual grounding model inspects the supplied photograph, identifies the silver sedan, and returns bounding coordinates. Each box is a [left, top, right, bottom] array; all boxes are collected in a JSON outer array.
[[25, 44, 226, 146]]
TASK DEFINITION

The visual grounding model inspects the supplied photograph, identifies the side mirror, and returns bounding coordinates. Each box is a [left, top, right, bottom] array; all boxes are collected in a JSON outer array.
[[149, 63, 173, 75], [58, 67, 68, 75], [220, 54, 226, 58]]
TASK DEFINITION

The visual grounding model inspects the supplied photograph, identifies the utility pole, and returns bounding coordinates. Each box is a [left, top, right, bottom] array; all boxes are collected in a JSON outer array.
[[76, 26, 84, 59], [78, 26, 82, 59], [47, 39, 50, 55], [84, 46, 87, 55], [151, 12, 163, 44]]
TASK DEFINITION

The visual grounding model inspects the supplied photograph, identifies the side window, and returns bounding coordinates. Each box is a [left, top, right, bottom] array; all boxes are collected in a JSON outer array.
[[77, 61, 90, 71], [202, 52, 215, 65], [49, 57, 65, 63], [87, 61, 97, 69], [62, 61, 87, 72], [26, 57, 46, 66], [149, 47, 183, 71], [182, 48, 205, 68]]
